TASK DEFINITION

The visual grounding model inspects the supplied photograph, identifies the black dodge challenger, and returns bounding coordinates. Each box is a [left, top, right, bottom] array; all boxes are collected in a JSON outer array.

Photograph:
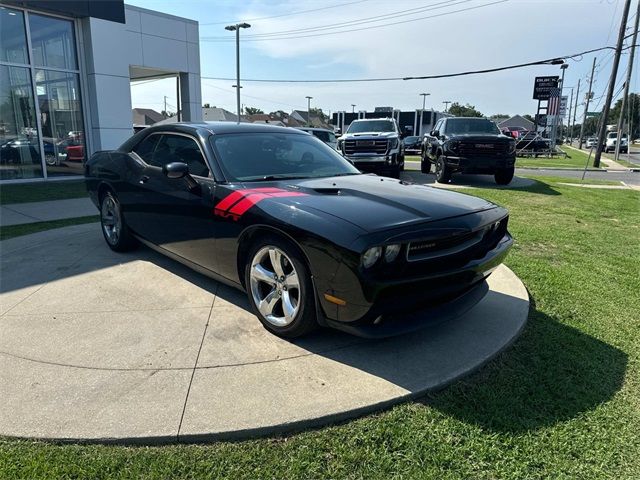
[[85, 122, 513, 338]]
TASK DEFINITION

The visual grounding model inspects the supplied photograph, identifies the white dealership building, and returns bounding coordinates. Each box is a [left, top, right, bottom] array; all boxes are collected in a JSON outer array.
[[0, 0, 202, 183]]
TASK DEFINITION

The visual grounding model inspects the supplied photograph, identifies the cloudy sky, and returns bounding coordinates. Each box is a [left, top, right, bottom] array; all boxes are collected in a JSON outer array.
[[128, 0, 637, 118]]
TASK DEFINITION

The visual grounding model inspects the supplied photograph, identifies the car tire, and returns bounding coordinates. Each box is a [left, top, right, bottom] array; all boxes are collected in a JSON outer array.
[[245, 236, 318, 338], [45, 153, 58, 166], [495, 167, 515, 185], [434, 156, 451, 183], [421, 151, 431, 173], [99, 190, 138, 252]]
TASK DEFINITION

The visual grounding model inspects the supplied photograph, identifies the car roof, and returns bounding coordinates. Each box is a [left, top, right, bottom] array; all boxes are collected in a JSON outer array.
[[351, 117, 393, 121], [295, 127, 333, 133], [143, 121, 309, 136]]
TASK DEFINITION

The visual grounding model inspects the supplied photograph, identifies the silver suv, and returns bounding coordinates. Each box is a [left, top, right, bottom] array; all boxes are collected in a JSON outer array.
[[336, 118, 404, 178]]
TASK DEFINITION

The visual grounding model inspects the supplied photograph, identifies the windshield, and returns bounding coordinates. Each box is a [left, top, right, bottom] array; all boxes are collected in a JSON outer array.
[[404, 136, 419, 143], [444, 118, 500, 135], [210, 133, 359, 182], [347, 120, 395, 133]]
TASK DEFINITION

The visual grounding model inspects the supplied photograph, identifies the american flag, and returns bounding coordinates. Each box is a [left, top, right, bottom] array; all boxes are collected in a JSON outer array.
[[547, 87, 561, 115]]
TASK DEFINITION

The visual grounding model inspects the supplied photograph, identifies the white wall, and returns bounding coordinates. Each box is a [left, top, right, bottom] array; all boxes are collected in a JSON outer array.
[[80, 5, 201, 151]]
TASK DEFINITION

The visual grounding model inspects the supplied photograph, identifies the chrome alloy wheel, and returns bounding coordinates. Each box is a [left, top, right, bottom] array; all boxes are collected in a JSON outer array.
[[249, 246, 301, 327], [101, 195, 121, 246]]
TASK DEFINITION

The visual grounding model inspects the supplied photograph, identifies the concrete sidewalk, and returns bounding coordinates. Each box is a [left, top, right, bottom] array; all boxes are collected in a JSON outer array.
[[0, 197, 96, 227], [563, 144, 630, 171]]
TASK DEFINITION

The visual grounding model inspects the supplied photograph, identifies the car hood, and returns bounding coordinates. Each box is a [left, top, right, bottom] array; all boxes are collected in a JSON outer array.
[[340, 131, 398, 139], [255, 174, 497, 233]]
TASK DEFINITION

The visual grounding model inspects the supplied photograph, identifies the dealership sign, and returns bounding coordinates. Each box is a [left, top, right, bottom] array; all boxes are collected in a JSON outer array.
[[559, 96, 568, 116], [533, 76, 560, 100]]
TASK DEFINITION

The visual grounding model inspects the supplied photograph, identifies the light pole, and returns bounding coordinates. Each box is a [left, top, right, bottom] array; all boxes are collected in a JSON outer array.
[[225, 22, 251, 124], [306, 96, 313, 126], [351, 104, 356, 113], [443, 100, 451, 113], [420, 93, 430, 111]]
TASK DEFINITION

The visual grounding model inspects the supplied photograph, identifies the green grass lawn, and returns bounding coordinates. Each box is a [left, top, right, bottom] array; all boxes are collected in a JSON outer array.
[[0, 179, 87, 205], [1, 177, 639, 479], [515, 146, 601, 169]]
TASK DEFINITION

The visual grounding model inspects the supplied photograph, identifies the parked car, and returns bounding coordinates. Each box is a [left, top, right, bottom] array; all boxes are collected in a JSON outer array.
[[86, 122, 513, 338], [604, 132, 628, 153], [515, 131, 551, 152], [0, 136, 57, 165], [295, 127, 337, 150], [336, 118, 404, 178], [421, 117, 516, 185], [402, 135, 422, 155], [586, 137, 597, 148], [500, 126, 528, 139]]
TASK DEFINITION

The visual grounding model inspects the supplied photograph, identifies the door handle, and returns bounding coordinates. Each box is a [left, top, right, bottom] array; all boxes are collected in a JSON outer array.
[[139, 175, 150, 184]]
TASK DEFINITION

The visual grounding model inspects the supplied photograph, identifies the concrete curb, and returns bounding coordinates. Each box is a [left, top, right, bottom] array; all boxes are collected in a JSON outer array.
[[0, 224, 529, 444]]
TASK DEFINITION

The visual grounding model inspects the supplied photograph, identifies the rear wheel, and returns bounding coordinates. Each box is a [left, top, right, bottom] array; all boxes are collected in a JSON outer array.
[[100, 191, 138, 252], [245, 236, 318, 338], [434, 156, 451, 183], [495, 167, 515, 185]]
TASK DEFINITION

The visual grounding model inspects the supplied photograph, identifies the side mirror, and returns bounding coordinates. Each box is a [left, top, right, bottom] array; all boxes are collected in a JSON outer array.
[[431, 130, 439, 137], [163, 162, 189, 179]]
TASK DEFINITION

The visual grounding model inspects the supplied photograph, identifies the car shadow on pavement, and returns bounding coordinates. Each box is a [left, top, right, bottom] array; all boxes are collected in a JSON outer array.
[[417, 299, 627, 433]]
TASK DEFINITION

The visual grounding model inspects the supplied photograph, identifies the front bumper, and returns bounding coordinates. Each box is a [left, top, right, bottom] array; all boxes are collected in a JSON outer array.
[[345, 153, 400, 172], [444, 155, 515, 173], [321, 232, 513, 338]]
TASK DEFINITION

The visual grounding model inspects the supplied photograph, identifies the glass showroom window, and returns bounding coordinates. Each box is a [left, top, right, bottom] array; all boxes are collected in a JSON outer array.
[[0, 6, 85, 180], [0, 65, 42, 180]]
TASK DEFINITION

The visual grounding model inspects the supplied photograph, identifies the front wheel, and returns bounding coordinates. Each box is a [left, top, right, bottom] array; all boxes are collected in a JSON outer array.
[[245, 237, 318, 338], [421, 151, 432, 173], [435, 156, 451, 183], [100, 191, 138, 252], [495, 167, 515, 185]]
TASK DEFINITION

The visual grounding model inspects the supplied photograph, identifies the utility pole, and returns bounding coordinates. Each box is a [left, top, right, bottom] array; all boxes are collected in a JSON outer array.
[[567, 88, 573, 142], [615, 0, 640, 161], [443, 100, 451, 113], [306, 96, 313, 126], [225, 22, 251, 124], [571, 78, 580, 144], [351, 104, 356, 113], [594, 0, 631, 167], [578, 58, 597, 149], [164, 96, 167, 117]]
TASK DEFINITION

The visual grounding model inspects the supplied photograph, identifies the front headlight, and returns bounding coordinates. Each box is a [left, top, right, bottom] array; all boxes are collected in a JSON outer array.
[[508, 140, 516, 154], [389, 137, 399, 149], [337, 139, 344, 152], [362, 246, 382, 268], [445, 140, 459, 153], [384, 244, 401, 262]]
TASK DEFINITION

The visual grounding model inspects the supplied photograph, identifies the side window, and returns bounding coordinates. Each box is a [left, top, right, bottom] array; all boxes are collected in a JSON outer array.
[[132, 134, 160, 164], [434, 120, 444, 134], [153, 134, 210, 177]]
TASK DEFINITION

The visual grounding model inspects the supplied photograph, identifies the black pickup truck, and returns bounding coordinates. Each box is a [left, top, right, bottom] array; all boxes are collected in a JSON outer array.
[[421, 117, 516, 185]]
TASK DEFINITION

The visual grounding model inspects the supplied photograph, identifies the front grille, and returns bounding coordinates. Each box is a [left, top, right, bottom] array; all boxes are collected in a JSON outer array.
[[406, 218, 508, 263], [344, 139, 388, 155], [457, 142, 508, 156]]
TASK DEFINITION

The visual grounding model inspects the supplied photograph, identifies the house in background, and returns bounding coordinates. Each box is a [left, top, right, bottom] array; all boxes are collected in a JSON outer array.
[[132, 108, 165, 126], [498, 115, 535, 131], [290, 110, 329, 128], [203, 107, 240, 122]]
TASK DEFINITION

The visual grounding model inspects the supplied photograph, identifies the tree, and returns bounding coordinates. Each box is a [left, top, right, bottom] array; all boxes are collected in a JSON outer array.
[[310, 107, 328, 123], [523, 114, 535, 123], [244, 107, 264, 115], [447, 102, 483, 117], [269, 110, 288, 118], [490, 114, 510, 122], [606, 92, 640, 138], [161, 110, 176, 118], [203, 103, 211, 108]]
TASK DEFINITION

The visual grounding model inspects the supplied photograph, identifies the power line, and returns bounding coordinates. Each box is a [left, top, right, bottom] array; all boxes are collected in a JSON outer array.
[[202, 0, 466, 40], [201, 43, 639, 84], [202, 82, 307, 110], [199, 0, 369, 26], [200, 0, 509, 43]]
